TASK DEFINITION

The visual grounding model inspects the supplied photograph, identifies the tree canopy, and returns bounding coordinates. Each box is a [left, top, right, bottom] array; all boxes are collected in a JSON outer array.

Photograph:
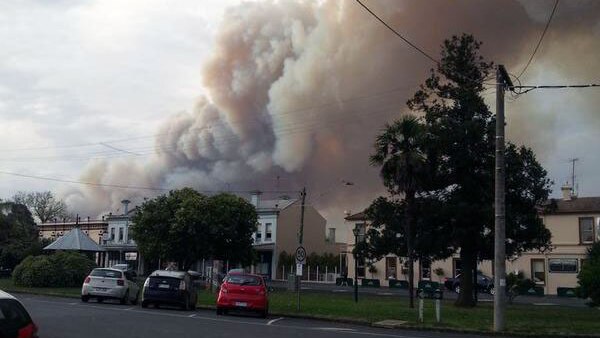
[[130, 188, 258, 270], [365, 34, 552, 307], [0, 202, 39, 269], [12, 191, 69, 223]]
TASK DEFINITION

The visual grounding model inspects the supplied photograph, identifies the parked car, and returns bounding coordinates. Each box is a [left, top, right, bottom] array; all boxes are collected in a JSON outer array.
[[0, 290, 38, 338], [216, 273, 268, 318], [141, 270, 197, 310], [81, 268, 140, 304], [444, 272, 494, 294]]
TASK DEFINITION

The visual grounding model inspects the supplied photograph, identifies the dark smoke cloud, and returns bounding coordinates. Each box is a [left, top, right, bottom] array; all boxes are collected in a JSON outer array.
[[63, 0, 600, 230]]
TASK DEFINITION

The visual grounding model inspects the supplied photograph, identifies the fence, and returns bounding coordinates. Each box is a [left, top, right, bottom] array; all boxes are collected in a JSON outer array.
[[275, 265, 342, 283]]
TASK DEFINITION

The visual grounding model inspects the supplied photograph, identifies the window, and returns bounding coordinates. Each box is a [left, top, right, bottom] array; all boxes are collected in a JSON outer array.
[[401, 260, 409, 275], [421, 258, 431, 280], [265, 223, 272, 240], [328, 228, 336, 243], [118, 227, 124, 242], [531, 259, 546, 285], [110, 228, 115, 241], [579, 217, 594, 244], [453, 258, 462, 278], [255, 231, 262, 243], [548, 258, 578, 273], [385, 257, 397, 280]]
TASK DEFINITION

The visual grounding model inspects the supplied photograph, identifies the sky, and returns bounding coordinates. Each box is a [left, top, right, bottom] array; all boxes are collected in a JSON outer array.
[[1, 0, 599, 240]]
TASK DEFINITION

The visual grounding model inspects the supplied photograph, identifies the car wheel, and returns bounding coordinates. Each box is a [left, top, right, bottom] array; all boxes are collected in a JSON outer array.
[[454, 285, 461, 294], [81, 295, 89, 303], [216, 308, 223, 315], [120, 291, 129, 305], [141, 300, 149, 308]]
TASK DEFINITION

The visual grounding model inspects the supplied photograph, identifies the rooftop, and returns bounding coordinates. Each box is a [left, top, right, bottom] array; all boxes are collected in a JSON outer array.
[[544, 196, 600, 214]]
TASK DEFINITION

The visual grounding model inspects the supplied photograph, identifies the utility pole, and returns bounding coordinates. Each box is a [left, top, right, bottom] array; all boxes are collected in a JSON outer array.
[[297, 187, 306, 311], [494, 65, 512, 332], [299, 187, 306, 244]]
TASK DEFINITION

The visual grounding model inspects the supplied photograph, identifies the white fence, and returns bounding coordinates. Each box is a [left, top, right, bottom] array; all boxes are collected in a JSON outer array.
[[275, 265, 342, 283]]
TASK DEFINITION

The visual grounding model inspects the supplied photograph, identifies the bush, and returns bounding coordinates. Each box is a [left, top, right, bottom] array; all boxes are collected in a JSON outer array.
[[577, 242, 600, 306], [13, 252, 96, 287]]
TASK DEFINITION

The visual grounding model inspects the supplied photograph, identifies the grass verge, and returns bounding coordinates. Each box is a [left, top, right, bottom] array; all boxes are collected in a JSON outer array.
[[199, 289, 600, 336]]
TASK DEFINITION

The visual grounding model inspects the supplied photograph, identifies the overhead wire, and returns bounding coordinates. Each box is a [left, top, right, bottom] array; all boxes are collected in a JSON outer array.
[[516, 0, 560, 80]]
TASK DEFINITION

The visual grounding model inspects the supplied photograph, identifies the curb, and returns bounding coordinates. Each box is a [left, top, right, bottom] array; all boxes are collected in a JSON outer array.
[[7, 290, 600, 338]]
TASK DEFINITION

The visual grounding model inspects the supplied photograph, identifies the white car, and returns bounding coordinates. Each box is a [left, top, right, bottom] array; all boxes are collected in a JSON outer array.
[[81, 268, 140, 305]]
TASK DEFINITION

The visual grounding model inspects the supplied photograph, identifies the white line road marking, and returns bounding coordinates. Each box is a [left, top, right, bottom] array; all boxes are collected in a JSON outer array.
[[124, 307, 135, 311], [316, 327, 356, 331], [188, 314, 196, 318], [68, 302, 77, 305], [267, 317, 284, 325]]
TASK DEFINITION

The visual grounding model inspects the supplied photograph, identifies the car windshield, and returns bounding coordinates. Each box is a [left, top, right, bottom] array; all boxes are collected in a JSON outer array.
[[225, 275, 261, 286], [0, 299, 32, 333], [91, 269, 123, 278]]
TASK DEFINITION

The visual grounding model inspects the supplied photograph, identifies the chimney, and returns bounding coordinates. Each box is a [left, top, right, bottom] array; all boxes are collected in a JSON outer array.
[[561, 183, 572, 201], [250, 191, 262, 207], [121, 199, 131, 215]]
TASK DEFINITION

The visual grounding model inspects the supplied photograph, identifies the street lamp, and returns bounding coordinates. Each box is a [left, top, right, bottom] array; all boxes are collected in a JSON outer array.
[[352, 224, 361, 303]]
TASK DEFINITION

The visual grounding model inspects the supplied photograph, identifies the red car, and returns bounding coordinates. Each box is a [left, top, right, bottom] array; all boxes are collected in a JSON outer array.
[[216, 273, 268, 318]]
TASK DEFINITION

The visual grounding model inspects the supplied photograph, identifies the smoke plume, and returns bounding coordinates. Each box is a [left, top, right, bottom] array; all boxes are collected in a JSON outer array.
[[62, 0, 600, 229]]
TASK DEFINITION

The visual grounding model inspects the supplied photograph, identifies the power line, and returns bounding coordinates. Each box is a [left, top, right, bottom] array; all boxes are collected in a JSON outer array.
[[354, 0, 496, 88], [511, 83, 600, 95], [516, 0, 560, 79], [0, 169, 301, 195], [355, 0, 438, 64]]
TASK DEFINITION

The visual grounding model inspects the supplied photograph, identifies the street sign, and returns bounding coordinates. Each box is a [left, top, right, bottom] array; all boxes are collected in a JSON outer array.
[[295, 246, 307, 264], [296, 263, 303, 276]]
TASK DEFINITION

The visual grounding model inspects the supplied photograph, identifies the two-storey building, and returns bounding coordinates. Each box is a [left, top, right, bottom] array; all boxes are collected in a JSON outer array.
[[249, 191, 337, 280], [345, 184, 599, 295]]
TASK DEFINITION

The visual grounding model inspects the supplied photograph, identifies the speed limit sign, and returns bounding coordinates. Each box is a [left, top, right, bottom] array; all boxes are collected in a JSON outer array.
[[295, 246, 306, 264]]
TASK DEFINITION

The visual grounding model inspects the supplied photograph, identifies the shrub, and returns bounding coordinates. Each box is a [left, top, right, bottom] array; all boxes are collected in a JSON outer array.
[[577, 242, 600, 306], [13, 252, 96, 287]]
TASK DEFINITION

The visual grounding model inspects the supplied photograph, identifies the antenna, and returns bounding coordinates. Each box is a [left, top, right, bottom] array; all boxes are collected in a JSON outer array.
[[569, 158, 579, 195]]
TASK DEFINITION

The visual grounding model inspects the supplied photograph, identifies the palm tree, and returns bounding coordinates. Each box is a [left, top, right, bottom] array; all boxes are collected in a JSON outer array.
[[370, 115, 426, 309]]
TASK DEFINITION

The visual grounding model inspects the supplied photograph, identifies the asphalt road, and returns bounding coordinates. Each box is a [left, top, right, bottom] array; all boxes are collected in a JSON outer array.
[[19, 294, 504, 338]]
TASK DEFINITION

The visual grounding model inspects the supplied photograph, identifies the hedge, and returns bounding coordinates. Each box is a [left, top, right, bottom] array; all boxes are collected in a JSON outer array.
[[12, 252, 97, 287]]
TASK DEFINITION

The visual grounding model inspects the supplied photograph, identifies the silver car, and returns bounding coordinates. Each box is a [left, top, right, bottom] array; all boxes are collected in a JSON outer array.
[[81, 268, 140, 305]]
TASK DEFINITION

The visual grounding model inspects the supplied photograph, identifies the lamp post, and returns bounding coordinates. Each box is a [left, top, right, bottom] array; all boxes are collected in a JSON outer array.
[[352, 224, 361, 303]]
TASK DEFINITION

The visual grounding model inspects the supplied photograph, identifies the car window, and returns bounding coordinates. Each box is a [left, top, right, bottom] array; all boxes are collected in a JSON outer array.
[[225, 275, 262, 286], [91, 269, 123, 278], [0, 299, 32, 335], [148, 276, 181, 290]]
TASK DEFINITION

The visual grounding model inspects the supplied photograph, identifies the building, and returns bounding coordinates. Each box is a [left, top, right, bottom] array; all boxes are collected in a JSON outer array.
[[37, 199, 143, 274], [101, 200, 142, 272], [249, 191, 337, 280], [345, 184, 600, 295], [38, 218, 107, 245]]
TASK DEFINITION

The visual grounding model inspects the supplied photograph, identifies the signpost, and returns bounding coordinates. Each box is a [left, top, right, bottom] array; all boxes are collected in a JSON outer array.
[[295, 246, 306, 311]]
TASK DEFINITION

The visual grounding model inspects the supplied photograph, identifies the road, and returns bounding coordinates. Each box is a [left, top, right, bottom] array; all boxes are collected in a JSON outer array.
[[268, 281, 587, 308], [20, 294, 506, 338]]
